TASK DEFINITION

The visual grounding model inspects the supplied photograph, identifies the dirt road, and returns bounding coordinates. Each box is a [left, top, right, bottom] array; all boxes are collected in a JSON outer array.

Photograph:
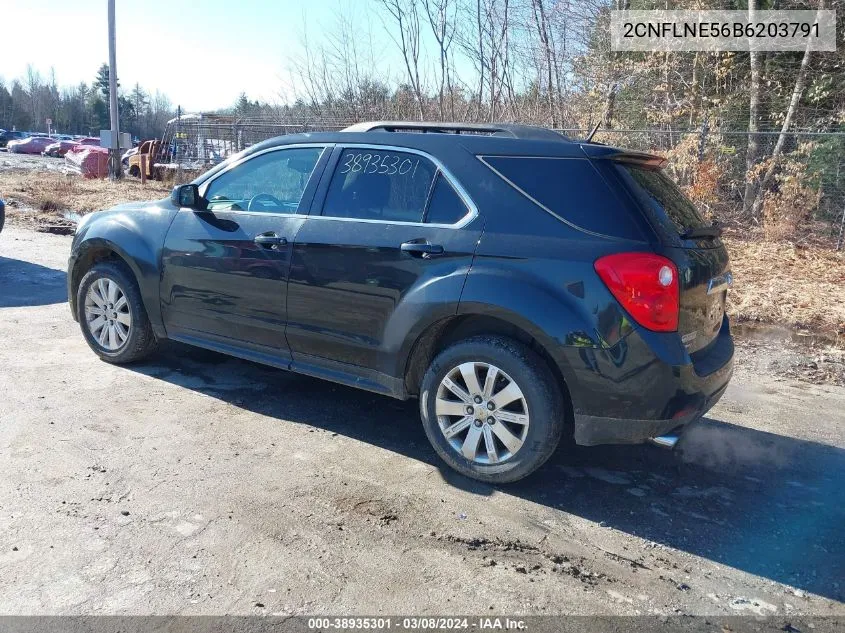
[[0, 226, 843, 616]]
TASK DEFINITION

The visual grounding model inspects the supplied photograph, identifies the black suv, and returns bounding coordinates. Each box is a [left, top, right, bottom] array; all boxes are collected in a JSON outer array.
[[68, 122, 733, 483]]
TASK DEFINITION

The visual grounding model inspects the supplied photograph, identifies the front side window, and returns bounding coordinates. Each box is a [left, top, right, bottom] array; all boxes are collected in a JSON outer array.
[[204, 147, 323, 213], [322, 149, 437, 222]]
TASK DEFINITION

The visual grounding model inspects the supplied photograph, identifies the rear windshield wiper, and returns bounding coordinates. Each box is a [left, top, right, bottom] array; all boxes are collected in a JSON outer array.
[[681, 221, 722, 240]]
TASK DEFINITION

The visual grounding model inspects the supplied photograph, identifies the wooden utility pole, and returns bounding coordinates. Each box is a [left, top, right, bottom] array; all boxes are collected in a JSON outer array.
[[107, 0, 122, 180]]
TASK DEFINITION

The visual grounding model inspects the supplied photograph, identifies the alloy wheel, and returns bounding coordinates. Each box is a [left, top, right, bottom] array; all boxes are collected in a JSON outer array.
[[84, 278, 131, 351], [435, 362, 530, 464]]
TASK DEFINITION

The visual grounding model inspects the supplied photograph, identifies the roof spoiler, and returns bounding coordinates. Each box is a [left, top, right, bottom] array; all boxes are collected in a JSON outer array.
[[580, 143, 667, 170]]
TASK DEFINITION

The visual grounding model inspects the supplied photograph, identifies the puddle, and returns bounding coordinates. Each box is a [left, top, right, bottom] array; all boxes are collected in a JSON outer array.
[[732, 322, 839, 348]]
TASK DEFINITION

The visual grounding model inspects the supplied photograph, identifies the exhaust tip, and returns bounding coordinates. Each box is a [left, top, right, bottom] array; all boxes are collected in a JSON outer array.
[[650, 434, 680, 449]]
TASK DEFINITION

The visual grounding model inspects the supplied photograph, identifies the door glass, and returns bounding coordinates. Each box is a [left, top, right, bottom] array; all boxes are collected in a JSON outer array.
[[204, 147, 323, 213], [322, 148, 436, 222], [424, 174, 468, 224]]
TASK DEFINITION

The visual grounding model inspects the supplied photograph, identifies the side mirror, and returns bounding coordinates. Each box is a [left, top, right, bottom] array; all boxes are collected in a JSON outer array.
[[170, 184, 206, 210]]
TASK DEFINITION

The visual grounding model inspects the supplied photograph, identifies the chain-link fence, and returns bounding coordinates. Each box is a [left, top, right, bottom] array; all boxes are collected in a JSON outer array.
[[564, 128, 845, 245], [520, 125, 837, 245], [154, 115, 349, 169]]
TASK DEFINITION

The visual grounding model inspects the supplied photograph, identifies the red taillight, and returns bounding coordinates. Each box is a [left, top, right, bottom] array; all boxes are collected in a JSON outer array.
[[594, 252, 679, 332]]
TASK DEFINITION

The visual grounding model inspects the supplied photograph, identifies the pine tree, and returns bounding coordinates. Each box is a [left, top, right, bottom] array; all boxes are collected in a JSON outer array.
[[94, 63, 119, 100], [235, 93, 251, 116]]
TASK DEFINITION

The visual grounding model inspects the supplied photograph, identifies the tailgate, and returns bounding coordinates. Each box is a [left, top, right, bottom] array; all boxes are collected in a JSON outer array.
[[664, 245, 731, 353], [602, 157, 733, 353]]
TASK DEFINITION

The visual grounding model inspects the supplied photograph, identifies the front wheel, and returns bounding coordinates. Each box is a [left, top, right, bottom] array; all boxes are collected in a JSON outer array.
[[419, 335, 566, 483], [76, 261, 158, 364]]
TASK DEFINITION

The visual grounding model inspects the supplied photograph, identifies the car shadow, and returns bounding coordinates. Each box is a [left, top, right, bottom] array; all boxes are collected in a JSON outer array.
[[127, 342, 844, 602], [0, 256, 67, 307]]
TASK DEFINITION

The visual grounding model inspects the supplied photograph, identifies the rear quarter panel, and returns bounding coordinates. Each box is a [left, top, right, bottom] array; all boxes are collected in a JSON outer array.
[[456, 151, 660, 417]]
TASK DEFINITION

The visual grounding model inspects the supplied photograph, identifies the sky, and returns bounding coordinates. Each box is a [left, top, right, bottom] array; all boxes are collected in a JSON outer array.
[[2, 0, 406, 112]]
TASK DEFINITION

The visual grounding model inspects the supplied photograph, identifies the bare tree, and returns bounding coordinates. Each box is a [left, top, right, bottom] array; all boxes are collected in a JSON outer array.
[[528, 0, 559, 125], [380, 0, 426, 120], [290, 5, 389, 121], [750, 0, 824, 218], [488, 0, 511, 119], [290, 14, 333, 116], [602, 0, 630, 129], [24, 64, 44, 131], [422, 0, 457, 120], [454, 0, 514, 121], [742, 0, 762, 216]]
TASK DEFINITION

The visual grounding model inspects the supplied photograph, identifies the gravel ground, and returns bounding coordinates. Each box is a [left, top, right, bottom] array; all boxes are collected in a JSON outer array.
[[0, 148, 73, 172], [733, 330, 845, 387], [0, 226, 843, 616]]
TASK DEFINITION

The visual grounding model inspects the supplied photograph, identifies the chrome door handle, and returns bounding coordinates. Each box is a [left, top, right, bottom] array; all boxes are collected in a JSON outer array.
[[254, 233, 288, 249], [400, 240, 444, 257]]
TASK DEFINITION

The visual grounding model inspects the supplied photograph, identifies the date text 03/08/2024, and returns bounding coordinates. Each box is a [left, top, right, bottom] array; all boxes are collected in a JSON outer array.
[[307, 617, 527, 630]]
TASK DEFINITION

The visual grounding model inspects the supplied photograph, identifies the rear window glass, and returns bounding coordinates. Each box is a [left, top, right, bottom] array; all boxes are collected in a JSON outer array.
[[481, 156, 644, 240], [615, 165, 707, 234]]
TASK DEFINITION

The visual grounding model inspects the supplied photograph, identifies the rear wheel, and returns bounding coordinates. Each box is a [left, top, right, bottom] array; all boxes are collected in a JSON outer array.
[[128, 165, 140, 178], [419, 335, 565, 483], [76, 261, 158, 364]]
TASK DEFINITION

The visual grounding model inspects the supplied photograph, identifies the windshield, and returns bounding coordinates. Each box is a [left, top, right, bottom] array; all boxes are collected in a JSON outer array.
[[615, 164, 708, 234]]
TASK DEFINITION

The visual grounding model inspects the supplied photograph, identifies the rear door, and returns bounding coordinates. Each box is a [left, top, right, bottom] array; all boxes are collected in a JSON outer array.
[[286, 145, 482, 373], [609, 162, 731, 353]]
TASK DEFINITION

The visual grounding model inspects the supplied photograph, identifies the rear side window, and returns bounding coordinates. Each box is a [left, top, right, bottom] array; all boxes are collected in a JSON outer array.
[[614, 165, 707, 234], [322, 149, 437, 222], [481, 156, 645, 239], [424, 174, 468, 224]]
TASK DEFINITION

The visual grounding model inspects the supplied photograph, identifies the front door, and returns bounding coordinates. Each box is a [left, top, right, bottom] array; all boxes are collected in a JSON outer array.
[[286, 145, 482, 375], [160, 145, 329, 361]]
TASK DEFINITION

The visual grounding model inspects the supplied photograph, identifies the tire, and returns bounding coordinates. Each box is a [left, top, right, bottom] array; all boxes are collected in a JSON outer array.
[[419, 335, 566, 483], [0, 199, 5, 233], [76, 261, 158, 364], [128, 165, 140, 178]]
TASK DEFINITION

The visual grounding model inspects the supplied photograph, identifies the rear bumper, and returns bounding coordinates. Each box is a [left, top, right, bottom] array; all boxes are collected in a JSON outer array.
[[564, 316, 734, 446], [573, 378, 729, 445]]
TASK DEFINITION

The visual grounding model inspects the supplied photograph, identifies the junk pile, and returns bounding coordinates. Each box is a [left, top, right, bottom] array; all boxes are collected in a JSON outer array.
[[65, 145, 110, 178]]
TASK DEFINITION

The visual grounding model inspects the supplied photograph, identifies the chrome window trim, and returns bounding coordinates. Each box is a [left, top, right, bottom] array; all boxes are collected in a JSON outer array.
[[197, 143, 330, 216], [310, 143, 479, 229]]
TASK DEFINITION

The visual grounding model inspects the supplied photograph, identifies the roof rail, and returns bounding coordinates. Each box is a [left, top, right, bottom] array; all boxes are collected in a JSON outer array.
[[341, 121, 569, 142]]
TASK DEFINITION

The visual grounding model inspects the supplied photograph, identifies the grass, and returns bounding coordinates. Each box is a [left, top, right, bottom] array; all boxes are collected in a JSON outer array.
[[0, 169, 171, 217], [2, 167, 843, 341]]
